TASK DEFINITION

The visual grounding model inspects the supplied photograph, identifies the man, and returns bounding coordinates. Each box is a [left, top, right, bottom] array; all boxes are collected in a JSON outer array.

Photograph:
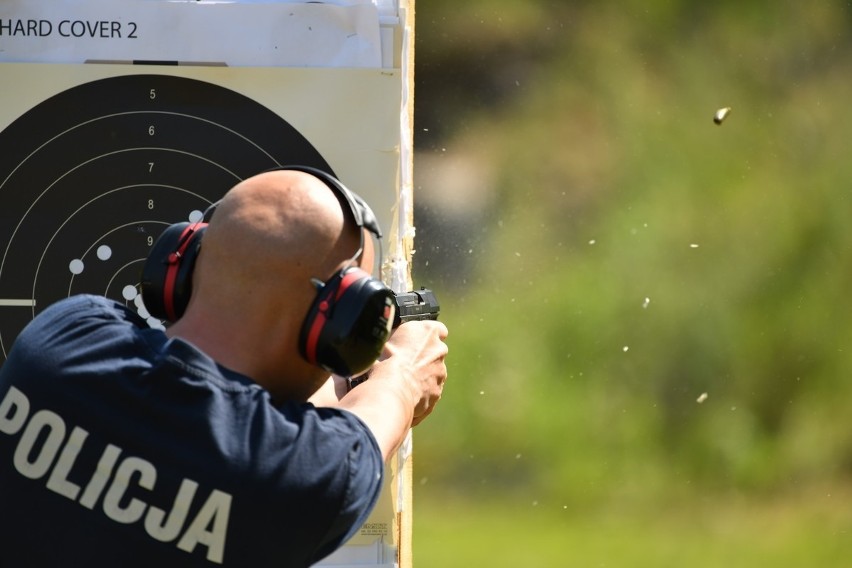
[[0, 169, 448, 566]]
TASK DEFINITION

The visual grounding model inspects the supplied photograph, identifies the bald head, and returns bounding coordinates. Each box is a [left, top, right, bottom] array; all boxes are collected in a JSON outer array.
[[201, 170, 360, 289], [167, 169, 366, 398]]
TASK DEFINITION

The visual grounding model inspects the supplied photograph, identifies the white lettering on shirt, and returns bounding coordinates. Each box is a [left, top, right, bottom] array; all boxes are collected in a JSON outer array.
[[0, 385, 231, 564]]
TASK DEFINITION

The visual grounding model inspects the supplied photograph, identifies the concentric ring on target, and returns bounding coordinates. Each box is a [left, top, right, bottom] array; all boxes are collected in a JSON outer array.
[[0, 73, 335, 363]]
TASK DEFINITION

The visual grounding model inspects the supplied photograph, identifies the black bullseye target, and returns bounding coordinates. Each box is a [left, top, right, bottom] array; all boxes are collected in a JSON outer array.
[[0, 73, 334, 364]]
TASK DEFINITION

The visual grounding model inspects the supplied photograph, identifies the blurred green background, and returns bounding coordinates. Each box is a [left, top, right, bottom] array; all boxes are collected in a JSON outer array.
[[408, 1, 852, 566]]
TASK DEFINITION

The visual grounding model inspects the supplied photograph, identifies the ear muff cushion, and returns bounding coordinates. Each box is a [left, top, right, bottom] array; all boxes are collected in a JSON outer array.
[[140, 222, 207, 322], [300, 267, 396, 376]]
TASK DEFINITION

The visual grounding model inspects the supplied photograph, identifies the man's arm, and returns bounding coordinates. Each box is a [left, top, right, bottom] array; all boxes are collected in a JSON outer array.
[[307, 374, 348, 407], [313, 320, 448, 461]]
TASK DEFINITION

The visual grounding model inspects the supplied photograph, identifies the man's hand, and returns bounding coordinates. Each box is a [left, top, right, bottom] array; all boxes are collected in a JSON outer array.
[[333, 319, 449, 460], [374, 320, 448, 426]]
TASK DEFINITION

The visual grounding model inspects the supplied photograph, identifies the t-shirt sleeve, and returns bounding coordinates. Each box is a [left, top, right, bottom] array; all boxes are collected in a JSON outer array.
[[256, 403, 385, 566], [310, 409, 384, 562]]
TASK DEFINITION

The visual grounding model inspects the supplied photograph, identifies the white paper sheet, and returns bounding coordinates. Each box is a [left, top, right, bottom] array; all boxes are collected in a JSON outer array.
[[0, 0, 384, 67]]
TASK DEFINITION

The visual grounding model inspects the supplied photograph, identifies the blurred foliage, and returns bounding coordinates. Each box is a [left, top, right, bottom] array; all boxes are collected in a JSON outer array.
[[409, 0, 852, 564]]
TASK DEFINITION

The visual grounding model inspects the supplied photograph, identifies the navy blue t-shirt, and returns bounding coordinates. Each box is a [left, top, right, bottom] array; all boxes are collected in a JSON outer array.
[[0, 295, 383, 567]]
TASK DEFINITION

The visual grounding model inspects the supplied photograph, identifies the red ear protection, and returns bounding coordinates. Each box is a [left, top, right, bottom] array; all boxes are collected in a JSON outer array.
[[299, 267, 396, 377], [140, 221, 207, 322]]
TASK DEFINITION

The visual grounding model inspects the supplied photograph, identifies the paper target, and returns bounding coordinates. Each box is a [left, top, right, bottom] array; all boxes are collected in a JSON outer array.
[[0, 73, 333, 364]]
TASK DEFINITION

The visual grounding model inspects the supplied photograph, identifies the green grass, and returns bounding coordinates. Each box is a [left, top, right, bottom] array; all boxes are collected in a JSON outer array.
[[413, 484, 852, 567]]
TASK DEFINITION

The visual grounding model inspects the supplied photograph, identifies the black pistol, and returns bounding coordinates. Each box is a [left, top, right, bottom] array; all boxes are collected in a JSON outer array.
[[347, 288, 441, 389], [392, 288, 440, 328]]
